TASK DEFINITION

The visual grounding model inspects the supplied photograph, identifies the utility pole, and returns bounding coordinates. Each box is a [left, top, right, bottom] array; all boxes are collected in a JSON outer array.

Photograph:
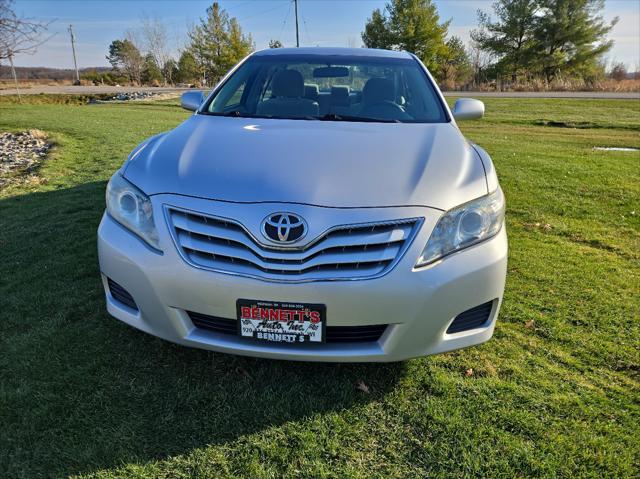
[[294, 0, 299, 47], [8, 51, 21, 102], [68, 24, 80, 85]]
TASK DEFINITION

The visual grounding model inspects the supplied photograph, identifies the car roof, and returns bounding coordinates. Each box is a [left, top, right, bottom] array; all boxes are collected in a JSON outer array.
[[252, 47, 414, 59]]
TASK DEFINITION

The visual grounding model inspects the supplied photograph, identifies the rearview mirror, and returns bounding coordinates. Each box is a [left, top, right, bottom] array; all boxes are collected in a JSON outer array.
[[181, 91, 205, 111], [313, 66, 349, 78], [452, 98, 484, 120]]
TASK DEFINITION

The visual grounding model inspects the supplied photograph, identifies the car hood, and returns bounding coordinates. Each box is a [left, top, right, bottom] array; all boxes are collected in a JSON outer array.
[[124, 115, 487, 210]]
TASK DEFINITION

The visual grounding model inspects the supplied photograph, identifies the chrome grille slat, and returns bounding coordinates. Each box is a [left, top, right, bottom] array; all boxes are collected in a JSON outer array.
[[175, 226, 408, 262], [177, 231, 402, 270], [172, 211, 413, 260], [172, 213, 256, 246], [187, 250, 390, 279], [166, 206, 421, 282]]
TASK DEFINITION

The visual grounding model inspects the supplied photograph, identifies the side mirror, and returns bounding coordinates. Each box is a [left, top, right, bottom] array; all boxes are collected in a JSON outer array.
[[181, 91, 205, 111], [452, 98, 484, 120]]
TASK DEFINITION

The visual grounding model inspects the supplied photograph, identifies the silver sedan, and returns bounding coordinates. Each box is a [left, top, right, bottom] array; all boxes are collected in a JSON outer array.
[[98, 47, 507, 362]]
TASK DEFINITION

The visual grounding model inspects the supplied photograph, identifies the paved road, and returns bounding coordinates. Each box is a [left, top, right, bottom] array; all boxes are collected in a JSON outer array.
[[0, 85, 190, 96], [443, 91, 639, 99], [1, 84, 638, 99]]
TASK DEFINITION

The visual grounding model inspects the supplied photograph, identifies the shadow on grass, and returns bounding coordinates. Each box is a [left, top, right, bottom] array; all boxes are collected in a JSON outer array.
[[0, 182, 405, 478]]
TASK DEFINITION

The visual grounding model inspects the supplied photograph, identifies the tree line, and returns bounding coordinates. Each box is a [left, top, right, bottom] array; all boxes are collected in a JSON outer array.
[[95, 0, 626, 90], [100, 2, 253, 87], [362, 0, 622, 89]]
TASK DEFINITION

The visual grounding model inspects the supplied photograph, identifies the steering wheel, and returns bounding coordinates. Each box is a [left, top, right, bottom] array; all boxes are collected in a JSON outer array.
[[359, 101, 411, 120]]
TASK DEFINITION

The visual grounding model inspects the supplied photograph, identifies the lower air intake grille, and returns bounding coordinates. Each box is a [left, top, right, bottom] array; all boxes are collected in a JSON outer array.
[[188, 311, 237, 335], [446, 301, 494, 334], [107, 278, 138, 311], [326, 324, 387, 343], [188, 311, 387, 344]]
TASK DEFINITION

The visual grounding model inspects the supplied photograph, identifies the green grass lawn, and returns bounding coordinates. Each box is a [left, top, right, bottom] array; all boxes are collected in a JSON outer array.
[[1, 97, 638, 478]]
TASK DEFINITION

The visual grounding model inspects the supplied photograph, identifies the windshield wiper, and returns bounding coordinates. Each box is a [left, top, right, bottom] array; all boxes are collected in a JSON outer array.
[[204, 111, 316, 121], [203, 111, 400, 123], [203, 110, 257, 118], [317, 113, 401, 123]]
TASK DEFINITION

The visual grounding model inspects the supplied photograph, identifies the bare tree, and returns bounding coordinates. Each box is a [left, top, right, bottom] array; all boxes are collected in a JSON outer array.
[[140, 13, 172, 84], [468, 39, 493, 89], [0, 0, 50, 60], [0, 0, 51, 97], [125, 29, 144, 84], [609, 61, 627, 81]]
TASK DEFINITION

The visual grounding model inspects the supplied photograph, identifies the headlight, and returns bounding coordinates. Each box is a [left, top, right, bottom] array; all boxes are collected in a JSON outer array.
[[416, 188, 505, 267], [106, 173, 160, 250]]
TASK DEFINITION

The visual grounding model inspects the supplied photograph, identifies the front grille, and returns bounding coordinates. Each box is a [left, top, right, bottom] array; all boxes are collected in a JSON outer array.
[[166, 207, 420, 282], [188, 311, 387, 344], [446, 301, 494, 334], [107, 278, 138, 310]]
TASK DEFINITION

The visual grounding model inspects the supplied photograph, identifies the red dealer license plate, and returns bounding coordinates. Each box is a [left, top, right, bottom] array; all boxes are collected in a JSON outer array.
[[236, 299, 326, 344]]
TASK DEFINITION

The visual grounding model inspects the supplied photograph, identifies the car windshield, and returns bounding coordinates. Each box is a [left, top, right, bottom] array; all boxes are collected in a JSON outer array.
[[204, 53, 448, 123]]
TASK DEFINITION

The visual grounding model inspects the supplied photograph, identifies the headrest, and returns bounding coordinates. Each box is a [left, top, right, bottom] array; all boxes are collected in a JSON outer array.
[[362, 77, 395, 105], [272, 69, 304, 98], [331, 86, 351, 106], [304, 83, 320, 101]]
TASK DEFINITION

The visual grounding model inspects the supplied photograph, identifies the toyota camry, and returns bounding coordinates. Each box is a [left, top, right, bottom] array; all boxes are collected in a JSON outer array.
[[98, 47, 507, 362]]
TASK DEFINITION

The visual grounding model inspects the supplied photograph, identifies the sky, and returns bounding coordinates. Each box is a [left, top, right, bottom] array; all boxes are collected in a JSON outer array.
[[10, 0, 640, 70]]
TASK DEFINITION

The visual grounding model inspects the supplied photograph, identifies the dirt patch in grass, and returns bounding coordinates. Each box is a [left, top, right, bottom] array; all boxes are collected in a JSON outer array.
[[533, 120, 599, 129], [0, 130, 51, 188], [531, 118, 640, 132]]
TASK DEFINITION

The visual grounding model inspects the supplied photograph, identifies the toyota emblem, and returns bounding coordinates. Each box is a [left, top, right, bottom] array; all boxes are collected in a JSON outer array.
[[261, 213, 307, 243]]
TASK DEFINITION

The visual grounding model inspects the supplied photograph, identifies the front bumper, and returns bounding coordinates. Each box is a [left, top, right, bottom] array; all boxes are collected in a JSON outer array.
[[98, 195, 508, 362]]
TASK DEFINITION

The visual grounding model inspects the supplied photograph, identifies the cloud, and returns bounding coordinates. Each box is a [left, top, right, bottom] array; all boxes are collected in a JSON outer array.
[[606, 9, 640, 67], [448, 25, 475, 44]]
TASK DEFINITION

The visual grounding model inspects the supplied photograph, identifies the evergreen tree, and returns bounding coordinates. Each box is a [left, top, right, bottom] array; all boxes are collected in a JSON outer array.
[[439, 36, 472, 87], [471, 0, 617, 82], [141, 53, 163, 85], [188, 2, 253, 85], [361, 9, 393, 50], [225, 18, 253, 66], [162, 58, 179, 85], [361, 0, 450, 74], [532, 0, 617, 80], [175, 50, 199, 84], [106, 39, 143, 84], [471, 0, 538, 80]]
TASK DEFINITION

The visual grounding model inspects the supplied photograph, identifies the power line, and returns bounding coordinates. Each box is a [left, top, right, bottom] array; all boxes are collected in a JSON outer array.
[[227, 0, 255, 13], [278, 1, 293, 44], [302, 12, 312, 45], [235, 2, 290, 23], [294, 0, 299, 47]]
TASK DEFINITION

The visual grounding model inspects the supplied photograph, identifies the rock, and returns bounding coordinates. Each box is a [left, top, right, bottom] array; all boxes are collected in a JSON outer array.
[[0, 130, 51, 188], [88, 91, 171, 104], [104, 91, 163, 102]]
